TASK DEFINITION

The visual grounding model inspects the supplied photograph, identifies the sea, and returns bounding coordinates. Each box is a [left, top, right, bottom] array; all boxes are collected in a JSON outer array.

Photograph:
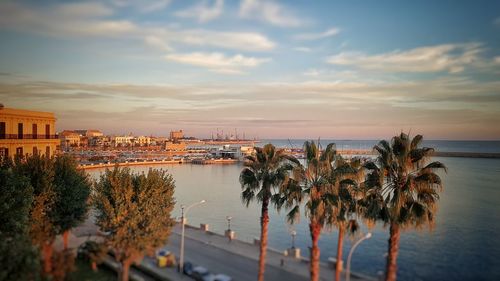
[[87, 140, 500, 281]]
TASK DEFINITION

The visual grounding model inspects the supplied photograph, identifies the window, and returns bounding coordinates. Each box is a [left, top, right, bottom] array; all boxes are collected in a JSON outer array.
[[45, 124, 50, 139], [0, 122, 5, 139], [16, 147, 23, 156], [45, 146, 50, 157], [32, 124, 38, 139], [18, 123, 23, 139], [0, 148, 8, 157]]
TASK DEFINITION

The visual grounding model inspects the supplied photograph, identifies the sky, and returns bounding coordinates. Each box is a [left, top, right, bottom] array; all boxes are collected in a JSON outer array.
[[0, 0, 499, 140]]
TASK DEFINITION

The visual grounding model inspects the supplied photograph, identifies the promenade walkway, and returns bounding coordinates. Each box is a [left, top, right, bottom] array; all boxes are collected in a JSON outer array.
[[66, 218, 375, 281]]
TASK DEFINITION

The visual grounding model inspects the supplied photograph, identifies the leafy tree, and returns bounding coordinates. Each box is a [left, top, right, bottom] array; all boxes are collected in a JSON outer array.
[[93, 167, 176, 281], [78, 241, 108, 272], [53, 155, 91, 249], [362, 133, 446, 281], [239, 144, 298, 281], [0, 157, 40, 281], [13, 154, 57, 276]]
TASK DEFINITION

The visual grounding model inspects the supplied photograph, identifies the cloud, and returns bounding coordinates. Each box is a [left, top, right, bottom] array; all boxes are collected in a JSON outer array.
[[239, 0, 303, 27], [175, 0, 224, 23], [165, 52, 270, 74], [110, 0, 172, 13], [293, 47, 311, 52], [327, 43, 483, 73], [494, 17, 500, 27], [2, 77, 500, 138], [294, 27, 340, 41], [0, 1, 275, 52]]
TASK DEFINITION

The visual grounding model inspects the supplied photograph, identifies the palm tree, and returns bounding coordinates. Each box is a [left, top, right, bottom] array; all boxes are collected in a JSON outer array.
[[275, 141, 356, 281], [362, 133, 447, 281], [329, 157, 363, 281], [239, 144, 298, 281]]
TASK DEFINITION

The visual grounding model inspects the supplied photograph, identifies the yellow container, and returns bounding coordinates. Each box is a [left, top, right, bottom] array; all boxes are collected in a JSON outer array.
[[157, 256, 167, 268]]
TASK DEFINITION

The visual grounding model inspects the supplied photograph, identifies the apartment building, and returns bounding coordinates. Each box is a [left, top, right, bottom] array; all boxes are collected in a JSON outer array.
[[0, 105, 59, 158]]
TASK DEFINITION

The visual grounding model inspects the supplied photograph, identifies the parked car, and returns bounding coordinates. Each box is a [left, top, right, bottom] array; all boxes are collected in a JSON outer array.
[[213, 274, 232, 281], [183, 261, 194, 276], [191, 266, 215, 281]]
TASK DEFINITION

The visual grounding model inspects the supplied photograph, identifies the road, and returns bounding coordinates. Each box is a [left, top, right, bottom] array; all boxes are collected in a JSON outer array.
[[157, 233, 308, 281]]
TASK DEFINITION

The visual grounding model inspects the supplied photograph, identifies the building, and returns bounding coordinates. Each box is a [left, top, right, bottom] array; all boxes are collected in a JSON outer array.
[[59, 130, 81, 147], [0, 105, 58, 158], [112, 136, 133, 147], [133, 136, 151, 146], [170, 130, 184, 140]]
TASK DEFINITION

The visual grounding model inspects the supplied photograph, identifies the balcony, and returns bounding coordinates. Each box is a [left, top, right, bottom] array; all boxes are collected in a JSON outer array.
[[0, 134, 59, 140]]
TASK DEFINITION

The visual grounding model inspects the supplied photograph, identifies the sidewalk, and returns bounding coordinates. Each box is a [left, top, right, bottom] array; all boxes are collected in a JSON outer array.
[[172, 223, 375, 281]]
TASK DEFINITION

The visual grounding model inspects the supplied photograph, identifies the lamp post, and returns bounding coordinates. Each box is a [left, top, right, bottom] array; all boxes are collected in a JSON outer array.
[[226, 216, 232, 231], [346, 233, 372, 281], [290, 230, 297, 249], [179, 200, 206, 273]]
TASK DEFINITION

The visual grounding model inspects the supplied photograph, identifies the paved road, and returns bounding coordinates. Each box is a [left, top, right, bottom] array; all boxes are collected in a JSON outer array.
[[162, 233, 308, 281]]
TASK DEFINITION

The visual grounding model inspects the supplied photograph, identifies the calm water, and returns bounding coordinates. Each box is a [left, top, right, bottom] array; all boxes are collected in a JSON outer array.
[[87, 145, 500, 281], [262, 139, 500, 153]]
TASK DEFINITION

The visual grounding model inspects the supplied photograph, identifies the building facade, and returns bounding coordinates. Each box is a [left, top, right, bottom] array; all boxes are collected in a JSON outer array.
[[170, 130, 184, 140], [0, 106, 59, 158]]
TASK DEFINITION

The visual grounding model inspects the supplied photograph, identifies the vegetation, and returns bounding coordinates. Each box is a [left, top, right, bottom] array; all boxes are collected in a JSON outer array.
[[1, 154, 91, 280], [239, 144, 298, 281], [93, 166, 176, 281], [0, 157, 39, 281], [361, 133, 446, 281], [53, 155, 92, 249], [273, 141, 358, 281]]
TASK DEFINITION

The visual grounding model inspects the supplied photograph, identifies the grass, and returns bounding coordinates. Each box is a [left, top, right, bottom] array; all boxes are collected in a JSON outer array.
[[68, 258, 116, 281]]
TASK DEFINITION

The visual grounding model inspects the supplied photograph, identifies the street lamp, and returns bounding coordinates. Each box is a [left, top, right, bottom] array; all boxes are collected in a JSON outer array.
[[290, 230, 297, 249], [179, 199, 206, 273], [346, 232, 372, 281], [226, 216, 232, 231]]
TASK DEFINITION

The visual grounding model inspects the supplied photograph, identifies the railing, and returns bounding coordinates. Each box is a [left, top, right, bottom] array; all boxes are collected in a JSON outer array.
[[0, 134, 59, 140]]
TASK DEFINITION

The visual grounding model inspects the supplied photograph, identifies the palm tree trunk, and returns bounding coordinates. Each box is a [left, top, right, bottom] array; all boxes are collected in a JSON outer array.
[[335, 224, 345, 281], [42, 242, 53, 275], [63, 230, 70, 250], [257, 197, 270, 281], [309, 222, 321, 281], [385, 223, 400, 281]]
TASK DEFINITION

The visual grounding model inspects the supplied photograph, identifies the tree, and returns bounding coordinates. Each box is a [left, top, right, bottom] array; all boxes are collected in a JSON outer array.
[[329, 157, 362, 281], [93, 167, 176, 281], [362, 133, 446, 281], [273, 142, 357, 281], [53, 155, 91, 249], [0, 157, 40, 281], [13, 154, 58, 276], [239, 144, 298, 281]]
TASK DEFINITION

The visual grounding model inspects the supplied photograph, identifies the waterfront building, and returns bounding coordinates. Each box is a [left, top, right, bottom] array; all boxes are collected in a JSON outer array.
[[133, 136, 151, 146], [112, 136, 134, 147], [59, 130, 81, 148], [170, 130, 184, 140], [0, 105, 58, 157]]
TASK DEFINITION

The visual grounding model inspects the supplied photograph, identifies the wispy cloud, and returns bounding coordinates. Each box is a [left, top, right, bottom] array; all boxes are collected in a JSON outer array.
[[294, 27, 340, 40], [494, 17, 500, 27], [2, 76, 499, 138], [165, 52, 270, 74], [239, 0, 303, 27], [110, 0, 172, 13], [0, 1, 275, 52], [327, 43, 483, 73], [175, 0, 224, 23], [293, 47, 312, 52]]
